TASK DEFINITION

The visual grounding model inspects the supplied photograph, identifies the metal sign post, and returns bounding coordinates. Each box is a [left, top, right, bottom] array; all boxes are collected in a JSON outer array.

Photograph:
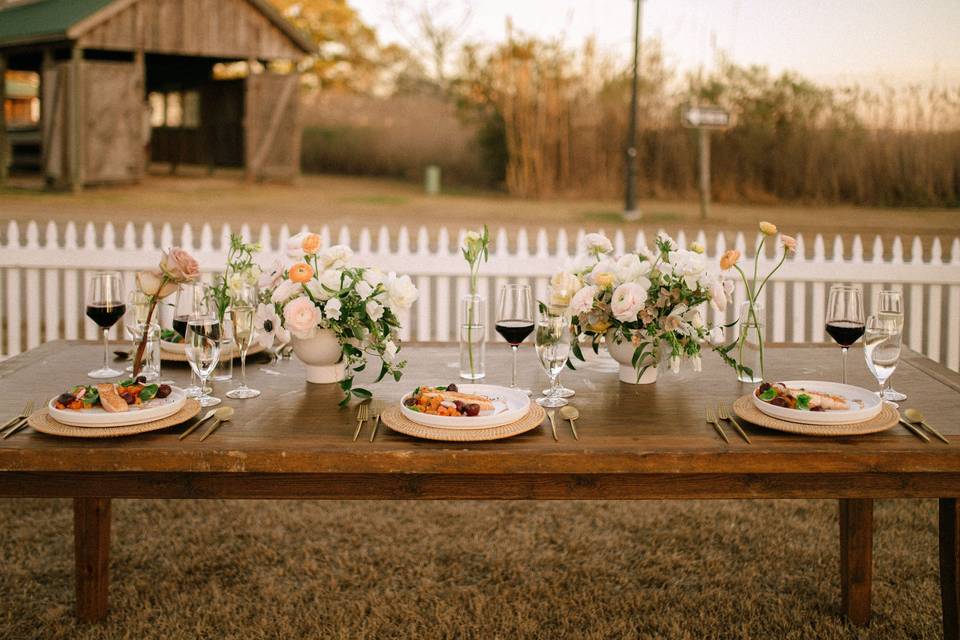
[[681, 105, 731, 221]]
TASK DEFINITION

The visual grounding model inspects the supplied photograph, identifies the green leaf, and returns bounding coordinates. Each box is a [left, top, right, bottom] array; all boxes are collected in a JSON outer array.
[[796, 393, 811, 410], [352, 388, 373, 400], [119, 378, 134, 387], [139, 384, 159, 402], [374, 361, 389, 383], [571, 341, 585, 362], [759, 388, 777, 401]]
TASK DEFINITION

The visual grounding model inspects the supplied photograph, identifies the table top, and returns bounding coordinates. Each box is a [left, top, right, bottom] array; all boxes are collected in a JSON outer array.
[[0, 341, 958, 476]]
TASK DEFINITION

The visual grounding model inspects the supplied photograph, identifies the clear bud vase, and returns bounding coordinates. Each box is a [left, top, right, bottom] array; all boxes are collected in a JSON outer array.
[[736, 301, 765, 383], [127, 322, 161, 381], [459, 293, 486, 380]]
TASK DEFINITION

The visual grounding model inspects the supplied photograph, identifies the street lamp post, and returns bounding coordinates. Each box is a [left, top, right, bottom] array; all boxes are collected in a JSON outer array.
[[623, 0, 643, 221]]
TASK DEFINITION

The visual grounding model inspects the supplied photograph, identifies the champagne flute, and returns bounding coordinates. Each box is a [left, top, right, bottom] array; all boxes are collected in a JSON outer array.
[[174, 282, 210, 398], [495, 284, 534, 395], [226, 283, 261, 399], [85, 271, 126, 378], [535, 307, 571, 408], [825, 285, 865, 384], [185, 315, 222, 407], [864, 316, 902, 403], [877, 289, 906, 401]]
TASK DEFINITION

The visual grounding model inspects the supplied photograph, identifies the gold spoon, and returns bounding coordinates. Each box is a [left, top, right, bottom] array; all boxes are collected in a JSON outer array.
[[559, 405, 580, 441], [199, 406, 235, 442], [905, 408, 949, 444]]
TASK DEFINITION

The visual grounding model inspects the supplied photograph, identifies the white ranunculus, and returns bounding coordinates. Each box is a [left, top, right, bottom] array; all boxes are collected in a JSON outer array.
[[356, 280, 374, 299], [271, 279, 301, 304], [385, 273, 418, 310], [317, 269, 344, 299], [668, 249, 707, 290], [365, 299, 384, 322], [610, 282, 648, 322], [286, 231, 309, 259], [305, 279, 327, 301], [613, 254, 652, 284], [570, 285, 598, 315], [363, 267, 385, 287], [708, 326, 725, 345], [583, 232, 613, 257], [588, 258, 617, 289], [318, 244, 353, 269], [324, 297, 342, 321]]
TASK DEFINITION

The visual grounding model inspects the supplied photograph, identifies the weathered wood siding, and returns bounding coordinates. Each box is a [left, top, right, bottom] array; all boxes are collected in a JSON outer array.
[[82, 61, 143, 183], [77, 0, 304, 60], [244, 72, 299, 181]]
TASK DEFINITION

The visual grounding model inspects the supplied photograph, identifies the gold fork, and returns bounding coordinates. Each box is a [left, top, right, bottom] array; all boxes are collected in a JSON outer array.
[[2, 400, 34, 439], [717, 405, 751, 444], [1, 400, 33, 431], [705, 407, 729, 443], [353, 402, 369, 441], [368, 403, 382, 442]]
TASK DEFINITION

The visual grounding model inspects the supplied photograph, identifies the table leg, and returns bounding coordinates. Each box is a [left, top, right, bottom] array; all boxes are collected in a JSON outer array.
[[839, 498, 873, 627], [940, 498, 960, 640], [74, 497, 111, 622]]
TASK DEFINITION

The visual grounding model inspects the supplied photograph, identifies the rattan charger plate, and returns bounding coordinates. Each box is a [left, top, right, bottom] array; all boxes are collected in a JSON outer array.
[[381, 403, 547, 441], [732, 395, 899, 437], [26, 399, 201, 438], [160, 343, 265, 362]]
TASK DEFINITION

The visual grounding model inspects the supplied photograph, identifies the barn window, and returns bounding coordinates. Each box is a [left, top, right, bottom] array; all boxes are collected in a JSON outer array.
[[148, 92, 164, 127], [147, 90, 200, 129], [165, 93, 183, 127]]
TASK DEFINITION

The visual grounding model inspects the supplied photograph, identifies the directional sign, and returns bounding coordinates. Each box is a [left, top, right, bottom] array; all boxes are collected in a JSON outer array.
[[681, 105, 731, 129]]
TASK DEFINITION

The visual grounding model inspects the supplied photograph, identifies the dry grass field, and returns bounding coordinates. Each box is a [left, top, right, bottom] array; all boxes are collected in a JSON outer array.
[[1, 172, 957, 257]]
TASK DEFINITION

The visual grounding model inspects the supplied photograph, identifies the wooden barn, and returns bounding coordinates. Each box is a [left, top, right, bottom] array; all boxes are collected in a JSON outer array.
[[0, 0, 312, 190]]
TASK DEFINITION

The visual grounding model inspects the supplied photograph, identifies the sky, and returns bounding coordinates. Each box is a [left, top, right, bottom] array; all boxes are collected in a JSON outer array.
[[350, 0, 960, 87]]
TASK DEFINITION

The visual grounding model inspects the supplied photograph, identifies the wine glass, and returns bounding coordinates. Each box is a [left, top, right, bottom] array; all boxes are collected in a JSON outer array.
[[877, 289, 906, 401], [864, 316, 902, 403], [535, 307, 571, 408], [185, 315, 222, 407], [174, 282, 210, 398], [226, 283, 261, 399], [825, 284, 865, 384], [85, 271, 126, 378], [495, 284, 534, 395]]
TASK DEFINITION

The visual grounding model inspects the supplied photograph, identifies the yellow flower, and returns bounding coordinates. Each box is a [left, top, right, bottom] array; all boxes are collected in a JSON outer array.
[[593, 272, 614, 289], [759, 221, 778, 236], [590, 319, 611, 333], [719, 249, 741, 271], [689, 242, 705, 254]]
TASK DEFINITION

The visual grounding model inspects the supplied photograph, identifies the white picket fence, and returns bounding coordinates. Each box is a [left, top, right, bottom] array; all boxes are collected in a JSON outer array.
[[1, 220, 959, 372]]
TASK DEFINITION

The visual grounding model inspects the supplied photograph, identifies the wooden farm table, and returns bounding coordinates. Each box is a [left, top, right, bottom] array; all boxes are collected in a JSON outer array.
[[2, 341, 960, 634]]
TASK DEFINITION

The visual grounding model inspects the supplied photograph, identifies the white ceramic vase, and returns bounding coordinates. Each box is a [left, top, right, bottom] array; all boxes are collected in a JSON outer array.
[[604, 329, 658, 384], [291, 330, 346, 384]]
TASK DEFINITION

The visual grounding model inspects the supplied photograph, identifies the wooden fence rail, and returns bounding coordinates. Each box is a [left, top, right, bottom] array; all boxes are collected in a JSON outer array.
[[2, 220, 959, 372]]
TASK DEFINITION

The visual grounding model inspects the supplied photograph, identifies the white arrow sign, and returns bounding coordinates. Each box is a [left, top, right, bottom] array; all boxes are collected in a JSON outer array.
[[681, 105, 731, 129]]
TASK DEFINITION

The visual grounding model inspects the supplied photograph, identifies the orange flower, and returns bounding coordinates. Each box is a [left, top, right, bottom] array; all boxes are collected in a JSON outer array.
[[719, 249, 741, 271], [288, 262, 314, 284], [301, 233, 321, 255]]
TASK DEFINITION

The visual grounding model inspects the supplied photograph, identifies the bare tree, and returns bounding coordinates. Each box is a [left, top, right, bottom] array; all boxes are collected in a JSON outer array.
[[387, 0, 472, 88]]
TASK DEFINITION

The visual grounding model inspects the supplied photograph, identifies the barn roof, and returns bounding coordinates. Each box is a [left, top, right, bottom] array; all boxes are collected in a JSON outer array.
[[0, 0, 314, 54]]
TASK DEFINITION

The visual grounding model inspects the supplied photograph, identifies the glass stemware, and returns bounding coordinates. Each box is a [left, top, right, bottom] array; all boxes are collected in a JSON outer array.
[[86, 271, 126, 379], [877, 289, 907, 401], [174, 282, 210, 398], [825, 284, 865, 384], [185, 315, 222, 407], [535, 307, 571, 408], [495, 284, 534, 395], [226, 283, 261, 399], [864, 316, 902, 404]]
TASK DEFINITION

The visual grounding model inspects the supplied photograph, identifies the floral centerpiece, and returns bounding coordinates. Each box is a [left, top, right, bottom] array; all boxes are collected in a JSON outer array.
[[263, 231, 419, 405], [552, 232, 731, 384], [133, 248, 201, 376]]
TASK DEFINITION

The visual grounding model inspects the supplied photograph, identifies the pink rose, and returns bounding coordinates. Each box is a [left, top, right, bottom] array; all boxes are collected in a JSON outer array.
[[283, 295, 320, 339], [136, 271, 178, 299], [160, 247, 200, 282]]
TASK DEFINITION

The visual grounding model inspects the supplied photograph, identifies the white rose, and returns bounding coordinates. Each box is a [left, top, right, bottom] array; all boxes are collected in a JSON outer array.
[[271, 279, 301, 304], [708, 326, 725, 345], [613, 254, 652, 284], [570, 285, 597, 315], [583, 232, 613, 257], [366, 299, 384, 322], [610, 283, 648, 322], [384, 339, 399, 362], [324, 297, 342, 321], [318, 245, 353, 269], [385, 273, 418, 310], [356, 280, 373, 299]]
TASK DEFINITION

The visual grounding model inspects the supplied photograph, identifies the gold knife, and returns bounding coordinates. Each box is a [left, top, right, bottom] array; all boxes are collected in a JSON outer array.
[[548, 410, 558, 442], [898, 418, 930, 443]]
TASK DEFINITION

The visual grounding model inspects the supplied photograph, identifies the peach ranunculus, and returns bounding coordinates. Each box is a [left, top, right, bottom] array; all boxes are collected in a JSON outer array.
[[288, 262, 314, 284], [759, 221, 778, 236], [719, 249, 741, 271], [781, 234, 797, 254], [159, 247, 200, 282], [283, 295, 320, 339], [136, 271, 178, 299], [301, 233, 322, 255]]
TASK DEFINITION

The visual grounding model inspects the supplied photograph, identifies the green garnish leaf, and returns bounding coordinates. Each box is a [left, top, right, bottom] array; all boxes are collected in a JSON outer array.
[[83, 387, 100, 404], [119, 378, 134, 387], [139, 384, 159, 402], [796, 394, 812, 411], [759, 388, 777, 402]]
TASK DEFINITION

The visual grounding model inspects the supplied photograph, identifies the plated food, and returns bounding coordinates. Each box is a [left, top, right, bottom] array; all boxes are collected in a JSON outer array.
[[49, 379, 186, 427], [751, 380, 881, 425], [400, 384, 530, 429]]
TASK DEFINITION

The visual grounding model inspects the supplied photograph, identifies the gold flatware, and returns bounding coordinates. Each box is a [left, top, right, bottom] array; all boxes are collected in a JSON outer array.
[[905, 408, 949, 444], [1, 400, 33, 431], [2, 400, 34, 439], [717, 404, 751, 444], [179, 409, 217, 440], [706, 407, 729, 443], [353, 402, 369, 442], [368, 404, 382, 442], [548, 409, 558, 442], [898, 417, 930, 442], [199, 406, 234, 443], [559, 405, 579, 441]]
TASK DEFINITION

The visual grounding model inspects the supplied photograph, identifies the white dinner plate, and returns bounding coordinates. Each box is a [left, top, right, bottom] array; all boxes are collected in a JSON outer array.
[[401, 384, 531, 429], [160, 340, 186, 354], [751, 380, 883, 425], [48, 386, 187, 427]]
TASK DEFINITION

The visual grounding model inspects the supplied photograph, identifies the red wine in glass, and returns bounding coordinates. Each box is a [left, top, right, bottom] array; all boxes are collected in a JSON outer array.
[[172, 316, 189, 339], [825, 284, 865, 384], [495, 319, 535, 346], [825, 320, 865, 347], [85, 303, 126, 329]]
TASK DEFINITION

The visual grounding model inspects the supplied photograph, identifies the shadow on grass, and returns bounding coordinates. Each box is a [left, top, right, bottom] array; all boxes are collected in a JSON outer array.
[[580, 210, 684, 224], [336, 195, 410, 206]]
